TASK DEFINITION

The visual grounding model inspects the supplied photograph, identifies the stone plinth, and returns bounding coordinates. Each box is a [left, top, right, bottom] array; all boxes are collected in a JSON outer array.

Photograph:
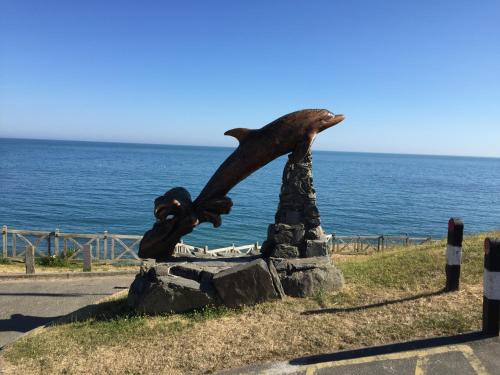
[[262, 151, 332, 258], [128, 252, 344, 314], [128, 254, 283, 314]]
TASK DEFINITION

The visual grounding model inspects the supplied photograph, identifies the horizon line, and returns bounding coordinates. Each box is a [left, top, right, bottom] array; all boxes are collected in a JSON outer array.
[[1, 136, 499, 160]]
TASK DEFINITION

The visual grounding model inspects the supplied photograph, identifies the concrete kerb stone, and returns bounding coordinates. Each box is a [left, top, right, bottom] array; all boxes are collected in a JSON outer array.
[[0, 288, 129, 352]]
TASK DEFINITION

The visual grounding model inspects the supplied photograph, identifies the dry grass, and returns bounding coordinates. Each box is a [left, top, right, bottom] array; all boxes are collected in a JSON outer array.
[[2, 231, 498, 375], [0, 261, 139, 274]]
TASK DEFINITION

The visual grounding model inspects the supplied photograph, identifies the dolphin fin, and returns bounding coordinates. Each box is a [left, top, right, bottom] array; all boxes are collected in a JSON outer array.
[[224, 128, 254, 144]]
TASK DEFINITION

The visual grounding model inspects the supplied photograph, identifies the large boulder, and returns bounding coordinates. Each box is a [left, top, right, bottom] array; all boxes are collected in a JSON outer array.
[[272, 256, 344, 298], [128, 269, 217, 314], [212, 259, 280, 308]]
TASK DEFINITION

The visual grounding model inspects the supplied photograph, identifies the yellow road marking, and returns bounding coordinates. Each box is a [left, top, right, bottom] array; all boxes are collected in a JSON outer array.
[[459, 345, 490, 375], [414, 355, 429, 375], [296, 344, 490, 374]]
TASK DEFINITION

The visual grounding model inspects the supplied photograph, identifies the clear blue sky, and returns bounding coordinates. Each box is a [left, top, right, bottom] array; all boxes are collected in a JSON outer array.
[[1, 0, 499, 157]]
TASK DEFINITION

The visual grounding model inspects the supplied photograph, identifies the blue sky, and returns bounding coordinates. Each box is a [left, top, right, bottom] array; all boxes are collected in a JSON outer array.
[[1, 0, 499, 157]]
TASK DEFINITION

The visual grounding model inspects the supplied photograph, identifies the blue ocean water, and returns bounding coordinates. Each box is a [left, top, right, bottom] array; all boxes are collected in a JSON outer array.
[[0, 138, 499, 248]]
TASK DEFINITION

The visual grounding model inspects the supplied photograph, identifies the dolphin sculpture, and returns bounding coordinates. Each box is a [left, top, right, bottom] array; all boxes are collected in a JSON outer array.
[[139, 109, 345, 259]]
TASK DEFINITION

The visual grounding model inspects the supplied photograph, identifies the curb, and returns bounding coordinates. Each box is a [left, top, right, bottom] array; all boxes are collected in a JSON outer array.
[[0, 270, 137, 281], [0, 288, 130, 354]]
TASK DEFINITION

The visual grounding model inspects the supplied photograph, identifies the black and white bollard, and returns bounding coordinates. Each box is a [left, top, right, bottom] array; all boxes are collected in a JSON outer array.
[[483, 238, 500, 336], [445, 218, 463, 292]]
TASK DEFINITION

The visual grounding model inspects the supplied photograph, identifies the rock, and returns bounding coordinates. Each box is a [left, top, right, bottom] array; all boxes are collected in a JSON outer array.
[[268, 223, 305, 245], [280, 209, 302, 225], [128, 274, 215, 314], [280, 264, 344, 298], [304, 239, 331, 257], [305, 226, 324, 240], [144, 264, 170, 278], [169, 263, 204, 281], [212, 259, 279, 308], [270, 256, 344, 297], [260, 240, 274, 258], [270, 244, 300, 258], [266, 258, 285, 299]]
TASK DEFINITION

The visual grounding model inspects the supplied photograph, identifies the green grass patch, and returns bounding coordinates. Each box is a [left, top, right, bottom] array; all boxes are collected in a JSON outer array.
[[0, 256, 13, 264], [337, 231, 498, 291], [35, 249, 80, 268]]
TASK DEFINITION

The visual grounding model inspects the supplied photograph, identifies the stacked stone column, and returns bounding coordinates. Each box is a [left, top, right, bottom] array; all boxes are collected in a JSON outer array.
[[262, 150, 331, 258]]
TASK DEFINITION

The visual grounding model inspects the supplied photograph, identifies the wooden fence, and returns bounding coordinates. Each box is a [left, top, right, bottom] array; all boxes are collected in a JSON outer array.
[[332, 234, 433, 254], [2, 226, 432, 261], [1, 226, 261, 261]]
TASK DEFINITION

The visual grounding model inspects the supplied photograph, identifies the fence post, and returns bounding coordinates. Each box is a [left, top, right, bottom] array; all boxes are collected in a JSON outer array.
[[103, 231, 108, 259], [445, 218, 463, 292], [2, 225, 7, 257], [95, 238, 100, 260], [204, 245, 208, 254], [54, 228, 60, 256], [83, 244, 92, 272], [63, 237, 68, 257], [12, 232, 16, 257], [25, 245, 35, 274], [483, 238, 500, 336], [47, 232, 53, 256]]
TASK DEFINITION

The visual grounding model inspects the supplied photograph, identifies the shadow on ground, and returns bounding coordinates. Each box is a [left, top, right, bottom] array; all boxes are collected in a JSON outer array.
[[302, 289, 446, 315], [289, 331, 490, 366], [0, 314, 64, 333], [0, 292, 111, 297]]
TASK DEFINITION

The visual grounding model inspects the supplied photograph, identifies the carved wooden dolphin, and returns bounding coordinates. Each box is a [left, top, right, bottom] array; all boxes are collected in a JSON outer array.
[[139, 109, 345, 259]]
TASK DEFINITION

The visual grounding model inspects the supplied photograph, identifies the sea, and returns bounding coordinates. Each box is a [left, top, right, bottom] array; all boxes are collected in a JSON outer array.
[[1, 138, 499, 248]]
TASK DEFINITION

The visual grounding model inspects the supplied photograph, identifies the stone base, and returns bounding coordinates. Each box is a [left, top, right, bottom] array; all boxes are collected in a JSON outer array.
[[272, 256, 344, 297], [128, 253, 344, 314], [128, 254, 282, 314]]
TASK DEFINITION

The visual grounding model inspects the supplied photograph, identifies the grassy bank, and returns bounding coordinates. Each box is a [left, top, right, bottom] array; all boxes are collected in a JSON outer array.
[[2, 231, 498, 375]]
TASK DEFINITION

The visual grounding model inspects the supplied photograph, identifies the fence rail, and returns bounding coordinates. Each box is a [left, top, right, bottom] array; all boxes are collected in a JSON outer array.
[[332, 234, 433, 254], [2, 226, 432, 261], [1, 226, 262, 261]]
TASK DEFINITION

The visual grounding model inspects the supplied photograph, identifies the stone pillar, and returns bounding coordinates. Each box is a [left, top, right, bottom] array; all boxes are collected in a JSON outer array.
[[262, 150, 331, 258]]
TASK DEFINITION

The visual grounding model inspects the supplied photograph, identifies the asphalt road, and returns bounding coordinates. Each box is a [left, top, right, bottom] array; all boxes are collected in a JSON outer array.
[[221, 333, 500, 374], [0, 275, 134, 348]]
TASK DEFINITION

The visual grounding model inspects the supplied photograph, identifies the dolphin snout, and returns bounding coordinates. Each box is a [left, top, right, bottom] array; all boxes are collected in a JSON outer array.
[[321, 110, 344, 126], [319, 111, 345, 129]]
